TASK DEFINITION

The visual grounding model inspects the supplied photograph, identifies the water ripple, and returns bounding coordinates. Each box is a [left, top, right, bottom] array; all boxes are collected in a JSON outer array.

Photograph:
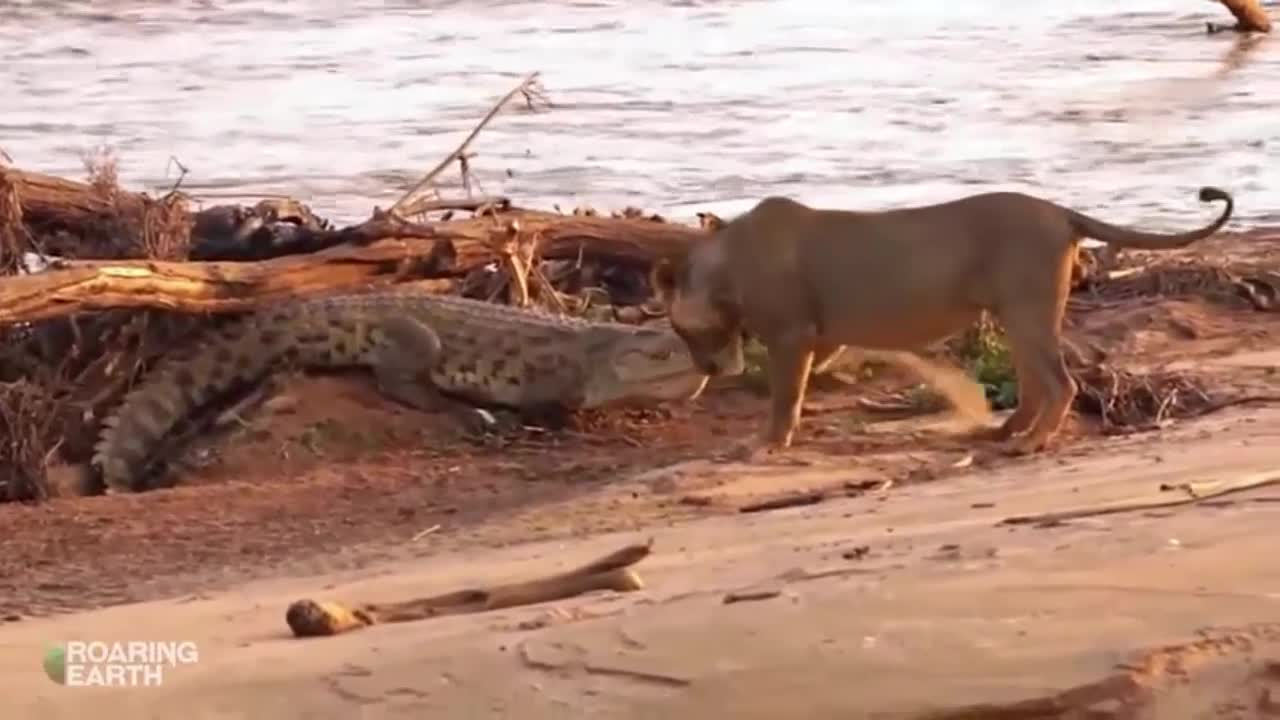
[[0, 0, 1274, 228]]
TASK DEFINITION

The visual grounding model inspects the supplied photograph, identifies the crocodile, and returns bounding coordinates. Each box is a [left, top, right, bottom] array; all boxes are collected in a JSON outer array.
[[90, 291, 711, 493]]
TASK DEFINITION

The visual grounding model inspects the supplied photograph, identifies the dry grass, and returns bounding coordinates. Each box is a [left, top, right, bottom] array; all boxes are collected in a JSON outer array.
[[1079, 263, 1247, 306], [0, 149, 204, 503], [81, 144, 191, 260], [0, 379, 64, 502], [141, 191, 192, 260], [83, 145, 120, 199], [1070, 363, 1216, 433]]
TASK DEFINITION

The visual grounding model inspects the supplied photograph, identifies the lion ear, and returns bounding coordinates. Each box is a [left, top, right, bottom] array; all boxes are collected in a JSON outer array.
[[696, 211, 727, 232], [650, 257, 680, 304]]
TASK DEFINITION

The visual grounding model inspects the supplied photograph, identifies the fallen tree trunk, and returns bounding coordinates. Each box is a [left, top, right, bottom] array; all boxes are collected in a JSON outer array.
[[0, 166, 172, 260], [0, 210, 707, 325], [1211, 0, 1272, 32], [1, 166, 150, 230], [445, 209, 707, 267], [0, 240, 451, 324]]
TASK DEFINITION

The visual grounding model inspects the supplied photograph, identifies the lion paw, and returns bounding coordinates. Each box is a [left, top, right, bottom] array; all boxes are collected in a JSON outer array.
[[716, 443, 759, 464], [963, 426, 1008, 443], [716, 438, 786, 464], [999, 438, 1047, 457]]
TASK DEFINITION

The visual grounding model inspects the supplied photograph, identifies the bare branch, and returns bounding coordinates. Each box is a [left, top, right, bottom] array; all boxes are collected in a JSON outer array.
[[390, 72, 550, 218]]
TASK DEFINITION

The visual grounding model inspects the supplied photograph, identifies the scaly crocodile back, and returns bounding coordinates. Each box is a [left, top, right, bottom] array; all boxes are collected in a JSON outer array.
[[90, 292, 630, 492]]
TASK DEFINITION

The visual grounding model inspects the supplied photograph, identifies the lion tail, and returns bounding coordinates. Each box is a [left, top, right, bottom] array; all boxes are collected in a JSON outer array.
[[1066, 187, 1233, 250]]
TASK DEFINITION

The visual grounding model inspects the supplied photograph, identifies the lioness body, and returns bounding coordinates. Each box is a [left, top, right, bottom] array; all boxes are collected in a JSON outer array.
[[653, 188, 1233, 456]]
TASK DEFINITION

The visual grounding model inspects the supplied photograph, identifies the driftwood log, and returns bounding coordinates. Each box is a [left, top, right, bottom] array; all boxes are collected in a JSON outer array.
[[0, 166, 191, 261], [2, 167, 150, 235], [0, 208, 707, 325], [285, 540, 652, 638], [1211, 0, 1272, 32]]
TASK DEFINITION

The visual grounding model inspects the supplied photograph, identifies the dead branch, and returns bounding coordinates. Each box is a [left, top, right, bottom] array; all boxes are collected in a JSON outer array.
[[723, 589, 782, 604], [1064, 365, 1280, 433], [0, 210, 706, 325], [1071, 364, 1214, 431], [1208, 0, 1272, 33], [392, 72, 551, 218], [738, 491, 828, 514], [284, 540, 652, 638], [163, 155, 189, 196], [1000, 470, 1280, 526], [407, 196, 513, 217]]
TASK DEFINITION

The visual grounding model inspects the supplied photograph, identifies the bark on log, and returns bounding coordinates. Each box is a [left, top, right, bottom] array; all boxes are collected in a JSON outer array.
[[0, 166, 160, 259], [1212, 0, 1272, 32], [1, 167, 150, 228], [0, 210, 708, 325], [444, 209, 707, 267]]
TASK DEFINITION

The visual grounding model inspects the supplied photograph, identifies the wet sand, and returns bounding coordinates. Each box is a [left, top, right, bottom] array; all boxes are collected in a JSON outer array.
[[7, 405, 1280, 719]]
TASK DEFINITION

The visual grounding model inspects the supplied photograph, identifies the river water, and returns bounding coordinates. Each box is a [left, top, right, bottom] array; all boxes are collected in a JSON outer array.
[[1, 0, 1277, 230]]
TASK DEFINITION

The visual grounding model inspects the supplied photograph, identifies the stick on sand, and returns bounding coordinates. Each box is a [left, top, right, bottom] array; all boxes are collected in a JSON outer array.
[[285, 540, 653, 638]]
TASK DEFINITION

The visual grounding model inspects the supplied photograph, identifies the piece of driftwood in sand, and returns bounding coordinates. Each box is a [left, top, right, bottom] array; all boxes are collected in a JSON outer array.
[[0, 210, 707, 325], [1209, 0, 1272, 32], [284, 541, 652, 638]]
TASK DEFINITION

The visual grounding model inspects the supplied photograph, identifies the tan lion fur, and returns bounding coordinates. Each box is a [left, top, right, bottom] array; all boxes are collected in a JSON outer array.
[[653, 188, 1233, 457]]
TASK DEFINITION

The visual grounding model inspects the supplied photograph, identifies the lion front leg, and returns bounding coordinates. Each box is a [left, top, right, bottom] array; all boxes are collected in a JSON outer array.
[[727, 334, 816, 462]]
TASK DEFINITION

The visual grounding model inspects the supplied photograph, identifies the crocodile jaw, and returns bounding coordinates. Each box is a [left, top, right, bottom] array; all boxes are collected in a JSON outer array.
[[581, 369, 709, 409], [579, 327, 710, 409]]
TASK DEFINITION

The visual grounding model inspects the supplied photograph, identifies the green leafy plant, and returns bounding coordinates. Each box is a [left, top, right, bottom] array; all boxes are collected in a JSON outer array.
[[949, 314, 1018, 410], [739, 338, 772, 395]]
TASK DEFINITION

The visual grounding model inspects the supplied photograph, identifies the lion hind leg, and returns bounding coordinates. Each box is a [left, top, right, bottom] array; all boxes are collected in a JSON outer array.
[[880, 351, 992, 430], [1004, 340, 1074, 455], [996, 282, 1077, 455]]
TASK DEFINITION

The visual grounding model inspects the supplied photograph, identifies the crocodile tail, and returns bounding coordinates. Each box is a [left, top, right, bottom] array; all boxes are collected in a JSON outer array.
[[90, 307, 305, 493], [1066, 187, 1233, 250]]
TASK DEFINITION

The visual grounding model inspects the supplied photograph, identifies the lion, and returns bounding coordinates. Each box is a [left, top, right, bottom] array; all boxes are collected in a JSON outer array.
[[651, 187, 1234, 458]]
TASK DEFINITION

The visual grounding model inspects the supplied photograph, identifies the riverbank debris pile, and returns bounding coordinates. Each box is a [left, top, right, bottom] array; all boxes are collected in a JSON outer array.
[[1, 73, 1275, 503]]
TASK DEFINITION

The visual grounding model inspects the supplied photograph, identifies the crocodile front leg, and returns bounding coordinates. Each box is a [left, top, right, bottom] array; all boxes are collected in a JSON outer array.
[[371, 316, 520, 437]]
